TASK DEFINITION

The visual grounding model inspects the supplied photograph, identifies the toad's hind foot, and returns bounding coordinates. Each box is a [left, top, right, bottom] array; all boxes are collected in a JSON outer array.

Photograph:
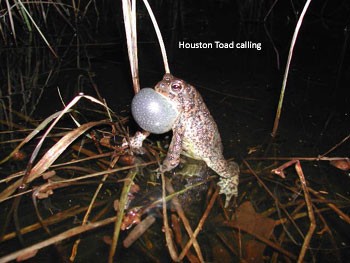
[[217, 177, 238, 207], [217, 161, 239, 208]]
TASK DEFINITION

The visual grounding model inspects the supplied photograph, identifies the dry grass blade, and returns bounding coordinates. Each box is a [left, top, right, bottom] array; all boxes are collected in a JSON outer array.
[[0, 216, 117, 263], [272, 0, 312, 137], [5, 0, 16, 41], [0, 120, 112, 202], [30, 120, 106, 174], [1, 204, 98, 242], [24, 93, 109, 179], [108, 168, 138, 263], [122, 0, 170, 94], [0, 110, 71, 165], [122, 0, 139, 94]]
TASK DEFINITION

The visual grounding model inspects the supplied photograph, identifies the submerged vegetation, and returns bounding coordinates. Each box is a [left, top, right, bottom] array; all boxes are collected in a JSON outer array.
[[1, 1, 349, 262]]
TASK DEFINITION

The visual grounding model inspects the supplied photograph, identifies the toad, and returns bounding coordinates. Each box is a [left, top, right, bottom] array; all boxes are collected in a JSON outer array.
[[154, 73, 239, 207]]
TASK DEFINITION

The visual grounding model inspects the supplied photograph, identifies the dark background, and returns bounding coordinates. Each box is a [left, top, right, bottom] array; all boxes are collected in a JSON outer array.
[[1, 0, 349, 166]]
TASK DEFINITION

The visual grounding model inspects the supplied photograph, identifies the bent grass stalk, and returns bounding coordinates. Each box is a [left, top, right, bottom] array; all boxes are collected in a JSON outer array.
[[271, 0, 312, 137], [122, 0, 140, 94], [142, 0, 170, 74], [122, 0, 171, 96]]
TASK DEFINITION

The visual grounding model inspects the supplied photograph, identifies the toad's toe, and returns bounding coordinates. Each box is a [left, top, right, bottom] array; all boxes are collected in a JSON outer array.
[[218, 177, 238, 207]]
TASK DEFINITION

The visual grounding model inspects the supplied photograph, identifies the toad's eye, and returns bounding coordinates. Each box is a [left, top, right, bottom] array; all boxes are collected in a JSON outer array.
[[171, 83, 182, 92]]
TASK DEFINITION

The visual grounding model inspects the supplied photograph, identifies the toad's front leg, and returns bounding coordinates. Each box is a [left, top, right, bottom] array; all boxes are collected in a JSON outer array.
[[160, 125, 184, 173]]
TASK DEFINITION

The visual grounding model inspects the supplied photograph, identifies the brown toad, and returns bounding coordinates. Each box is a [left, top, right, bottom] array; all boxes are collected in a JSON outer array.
[[155, 73, 239, 207]]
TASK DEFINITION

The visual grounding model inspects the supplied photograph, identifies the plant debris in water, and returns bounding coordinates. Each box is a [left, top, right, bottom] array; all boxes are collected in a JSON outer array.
[[0, 95, 349, 262], [0, 1, 349, 262]]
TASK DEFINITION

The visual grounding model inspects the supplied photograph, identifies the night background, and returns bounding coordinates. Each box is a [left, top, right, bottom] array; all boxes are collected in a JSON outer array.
[[0, 1, 349, 262]]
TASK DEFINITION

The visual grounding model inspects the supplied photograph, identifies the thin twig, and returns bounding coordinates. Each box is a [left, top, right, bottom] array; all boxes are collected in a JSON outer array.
[[70, 170, 109, 261], [161, 173, 179, 261], [165, 177, 204, 262], [222, 220, 297, 260], [308, 187, 350, 224], [319, 134, 350, 158], [178, 188, 219, 261], [246, 156, 347, 161], [294, 161, 316, 263], [244, 160, 305, 239]]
